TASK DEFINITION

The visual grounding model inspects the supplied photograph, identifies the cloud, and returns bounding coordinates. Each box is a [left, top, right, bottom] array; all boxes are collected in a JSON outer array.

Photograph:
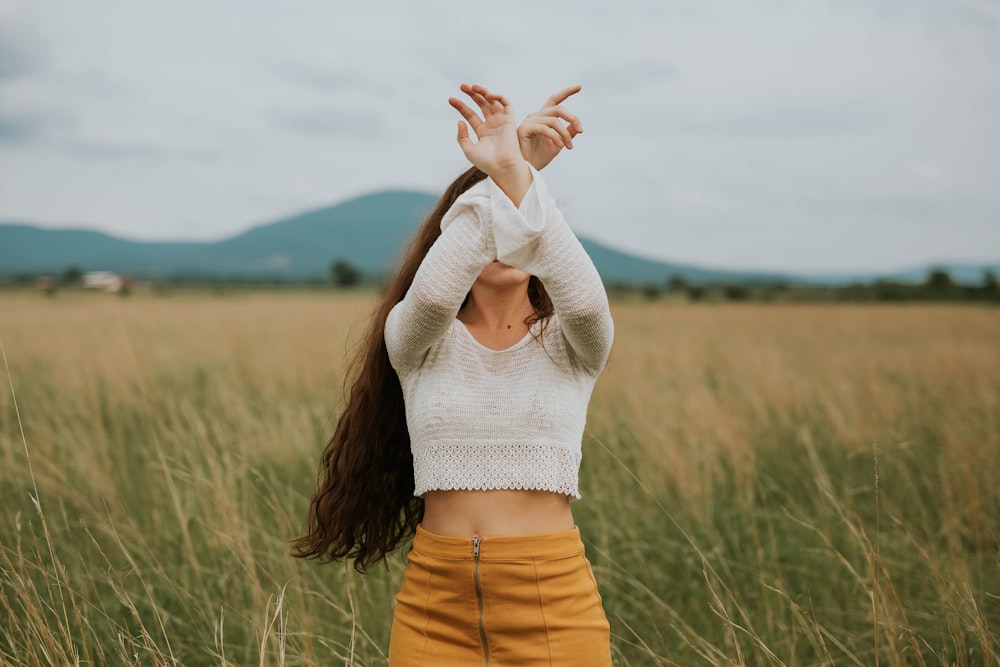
[[663, 101, 877, 137], [53, 69, 130, 98], [61, 141, 170, 160], [582, 59, 679, 92], [0, 17, 131, 148], [269, 62, 379, 94], [1, 0, 997, 272], [0, 106, 218, 159], [861, 0, 1000, 32], [0, 23, 44, 80], [268, 107, 387, 140], [0, 108, 75, 146], [51, 135, 222, 161], [0, 114, 41, 144], [795, 191, 998, 227]]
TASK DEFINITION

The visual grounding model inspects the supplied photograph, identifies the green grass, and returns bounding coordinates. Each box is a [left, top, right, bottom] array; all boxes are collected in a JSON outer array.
[[1, 292, 997, 665]]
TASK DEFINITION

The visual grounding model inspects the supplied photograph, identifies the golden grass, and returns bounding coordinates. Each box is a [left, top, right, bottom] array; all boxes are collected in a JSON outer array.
[[1, 291, 997, 665], [595, 303, 999, 499]]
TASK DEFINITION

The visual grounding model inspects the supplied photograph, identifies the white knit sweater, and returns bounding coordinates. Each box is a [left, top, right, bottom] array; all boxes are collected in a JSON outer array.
[[384, 169, 613, 499]]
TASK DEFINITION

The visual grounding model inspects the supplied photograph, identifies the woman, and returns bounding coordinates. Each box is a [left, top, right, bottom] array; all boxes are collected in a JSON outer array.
[[293, 83, 614, 666]]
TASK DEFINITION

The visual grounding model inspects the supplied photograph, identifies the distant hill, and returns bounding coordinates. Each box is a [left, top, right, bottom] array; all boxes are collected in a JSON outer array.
[[1, 192, 996, 286], [0, 191, 438, 280]]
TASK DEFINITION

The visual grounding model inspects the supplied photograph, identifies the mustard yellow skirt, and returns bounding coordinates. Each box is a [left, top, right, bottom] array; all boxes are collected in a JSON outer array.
[[388, 525, 611, 666]]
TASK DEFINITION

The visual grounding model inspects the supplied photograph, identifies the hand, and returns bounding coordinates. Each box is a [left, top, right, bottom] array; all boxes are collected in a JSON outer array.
[[518, 85, 584, 171], [448, 83, 532, 205], [448, 83, 527, 177]]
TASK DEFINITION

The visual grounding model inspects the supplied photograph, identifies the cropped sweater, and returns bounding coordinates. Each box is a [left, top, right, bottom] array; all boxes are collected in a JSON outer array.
[[384, 168, 614, 499]]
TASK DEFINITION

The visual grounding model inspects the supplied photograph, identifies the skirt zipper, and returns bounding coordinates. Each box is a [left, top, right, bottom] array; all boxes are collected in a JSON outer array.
[[473, 536, 490, 666]]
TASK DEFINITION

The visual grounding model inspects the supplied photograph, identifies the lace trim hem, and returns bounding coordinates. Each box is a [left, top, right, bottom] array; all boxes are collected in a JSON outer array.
[[413, 442, 581, 499]]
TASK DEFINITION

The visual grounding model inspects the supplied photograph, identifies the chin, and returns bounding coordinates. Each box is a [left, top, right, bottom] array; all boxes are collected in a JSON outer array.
[[476, 261, 531, 288]]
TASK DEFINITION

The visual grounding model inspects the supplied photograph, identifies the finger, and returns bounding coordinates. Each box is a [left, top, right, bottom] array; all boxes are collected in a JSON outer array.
[[536, 105, 583, 133], [523, 116, 572, 145], [448, 97, 484, 131], [471, 90, 494, 115], [484, 94, 508, 115], [475, 85, 511, 109], [456, 121, 475, 155], [521, 122, 565, 147], [461, 83, 491, 114], [543, 85, 582, 109], [470, 84, 511, 114], [525, 117, 572, 148]]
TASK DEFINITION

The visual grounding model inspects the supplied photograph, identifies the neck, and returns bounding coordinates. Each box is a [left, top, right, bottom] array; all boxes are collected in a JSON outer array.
[[460, 284, 535, 331]]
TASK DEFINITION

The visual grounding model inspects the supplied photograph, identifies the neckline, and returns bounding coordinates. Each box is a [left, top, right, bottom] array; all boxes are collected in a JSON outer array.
[[454, 318, 538, 353]]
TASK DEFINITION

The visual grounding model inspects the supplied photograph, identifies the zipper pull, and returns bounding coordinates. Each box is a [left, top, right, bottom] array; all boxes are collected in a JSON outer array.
[[473, 536, 481, 558]]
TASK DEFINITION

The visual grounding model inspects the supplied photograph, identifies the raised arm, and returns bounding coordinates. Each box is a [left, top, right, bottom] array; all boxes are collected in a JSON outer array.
[[383, 199, 483, 374], [454, 83, 610, 368], [385, 84, 546, 374], [494, 169, 614, 374]]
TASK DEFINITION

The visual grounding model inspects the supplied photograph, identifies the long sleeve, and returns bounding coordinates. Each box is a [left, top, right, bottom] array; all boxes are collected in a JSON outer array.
[[385, 178, 519, 373], [389, 169, 614, 500], [385, 168, 613, 376], [496, 168, 614, 375]]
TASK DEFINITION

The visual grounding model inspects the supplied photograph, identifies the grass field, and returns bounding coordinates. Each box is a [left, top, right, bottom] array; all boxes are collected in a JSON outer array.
[[1, 290, 997, 666]]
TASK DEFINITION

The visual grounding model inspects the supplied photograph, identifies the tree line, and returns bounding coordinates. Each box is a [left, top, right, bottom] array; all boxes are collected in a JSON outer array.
[[5, 262, 999, 303], [617, 268, 1000, 303]]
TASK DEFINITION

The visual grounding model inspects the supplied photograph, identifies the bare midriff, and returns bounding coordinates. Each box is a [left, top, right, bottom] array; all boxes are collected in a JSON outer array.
[[420, 489, 575, 538]]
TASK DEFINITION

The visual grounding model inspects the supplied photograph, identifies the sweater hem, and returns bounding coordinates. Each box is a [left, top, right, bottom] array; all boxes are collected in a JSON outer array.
[[412, 441, 582, 500]]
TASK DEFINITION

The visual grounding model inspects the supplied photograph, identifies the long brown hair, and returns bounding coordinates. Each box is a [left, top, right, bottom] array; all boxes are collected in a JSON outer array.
[[291, 166, 554, 572]]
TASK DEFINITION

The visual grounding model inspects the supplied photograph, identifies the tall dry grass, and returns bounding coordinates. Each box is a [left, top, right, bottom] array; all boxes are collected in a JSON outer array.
[[1, 290, 997, 665]]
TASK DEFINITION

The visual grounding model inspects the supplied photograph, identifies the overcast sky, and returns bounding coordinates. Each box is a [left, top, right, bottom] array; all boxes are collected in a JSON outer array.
[[1, 0, 998, 273]]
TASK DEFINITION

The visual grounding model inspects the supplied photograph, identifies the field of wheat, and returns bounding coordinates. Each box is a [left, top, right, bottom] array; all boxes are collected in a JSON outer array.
[[0, 289, 997, 666]]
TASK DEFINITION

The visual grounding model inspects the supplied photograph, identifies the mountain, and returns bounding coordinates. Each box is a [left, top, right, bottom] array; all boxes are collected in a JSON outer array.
[[1, 192, 996, 285], [576, 240, 792, 285], [0, 191, 437, 280], [0, 190, 764, 284]]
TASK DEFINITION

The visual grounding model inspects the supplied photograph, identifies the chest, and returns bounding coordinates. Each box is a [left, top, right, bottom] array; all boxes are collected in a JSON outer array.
[[458, 321, 532, 351], [400, 325, 593, 434]]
